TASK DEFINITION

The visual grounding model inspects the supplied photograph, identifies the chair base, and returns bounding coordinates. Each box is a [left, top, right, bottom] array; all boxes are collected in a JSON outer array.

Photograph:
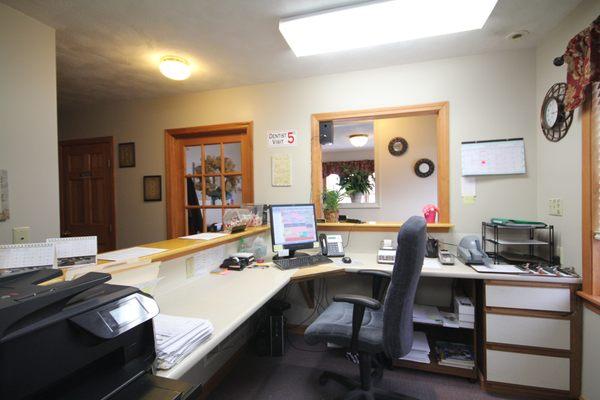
[[319, 371, 418, 400]]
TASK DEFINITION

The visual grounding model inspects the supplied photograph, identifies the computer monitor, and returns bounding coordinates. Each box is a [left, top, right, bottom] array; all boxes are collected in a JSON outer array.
[[269, 204, 319, 259]]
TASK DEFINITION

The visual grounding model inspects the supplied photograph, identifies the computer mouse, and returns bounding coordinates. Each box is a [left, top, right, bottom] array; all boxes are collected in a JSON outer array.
[[342, 256, 352, 264]]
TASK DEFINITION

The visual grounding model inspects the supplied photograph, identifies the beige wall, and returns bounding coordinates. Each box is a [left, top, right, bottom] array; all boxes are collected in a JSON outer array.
[[0, 4, 58, 244], [534, 1, 600, 398], [321, 115, 438, 222], [59, 49, 537, 249]]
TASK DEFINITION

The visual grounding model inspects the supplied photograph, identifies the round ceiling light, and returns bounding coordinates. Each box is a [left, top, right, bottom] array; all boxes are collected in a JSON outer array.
[[159, 55, 191, 80], [349, 134, 369, 147]]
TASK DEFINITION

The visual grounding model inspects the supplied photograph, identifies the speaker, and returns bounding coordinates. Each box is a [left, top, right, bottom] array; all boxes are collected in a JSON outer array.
[[269, 315, 285, 357], [319, 120, 333, 145]]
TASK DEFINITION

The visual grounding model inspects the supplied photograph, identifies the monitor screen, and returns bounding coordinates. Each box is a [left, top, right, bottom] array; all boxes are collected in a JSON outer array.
[[270, 204, 318, 250]]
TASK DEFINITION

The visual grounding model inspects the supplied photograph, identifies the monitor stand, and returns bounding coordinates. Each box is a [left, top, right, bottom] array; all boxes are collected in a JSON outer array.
[[272, 251, 310, 260]]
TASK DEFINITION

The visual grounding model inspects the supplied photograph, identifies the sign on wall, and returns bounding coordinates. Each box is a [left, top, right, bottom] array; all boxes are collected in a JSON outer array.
[[267, 130, 297, 147], [272, 154, 292, 187], [0, 170, 9, 222]]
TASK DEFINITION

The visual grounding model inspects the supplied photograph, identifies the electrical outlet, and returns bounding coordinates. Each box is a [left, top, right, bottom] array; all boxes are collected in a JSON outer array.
[[548, 198, 563, 216], [12, 227, 30, 244]]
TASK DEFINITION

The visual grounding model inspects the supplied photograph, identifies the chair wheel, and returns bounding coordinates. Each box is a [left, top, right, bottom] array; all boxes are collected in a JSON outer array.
[[319, 375, 329, 385]]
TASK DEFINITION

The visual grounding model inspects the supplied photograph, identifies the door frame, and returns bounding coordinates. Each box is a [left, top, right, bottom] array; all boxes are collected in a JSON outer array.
[[58, 136, 117, 250], [165, 121, 254, 239], [311, 102, 450, 221]]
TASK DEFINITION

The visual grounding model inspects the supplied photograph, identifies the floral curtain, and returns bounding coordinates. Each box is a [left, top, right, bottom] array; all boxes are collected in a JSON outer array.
[[322, 160, 375, 179], [564, 16, 600, 111]]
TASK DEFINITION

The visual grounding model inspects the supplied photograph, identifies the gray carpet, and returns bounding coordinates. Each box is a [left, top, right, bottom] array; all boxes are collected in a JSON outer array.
[[208, 335, 515, 400]]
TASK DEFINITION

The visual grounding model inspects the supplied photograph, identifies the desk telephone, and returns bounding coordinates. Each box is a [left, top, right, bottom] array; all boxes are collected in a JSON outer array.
[[319, 234, 345, 257]]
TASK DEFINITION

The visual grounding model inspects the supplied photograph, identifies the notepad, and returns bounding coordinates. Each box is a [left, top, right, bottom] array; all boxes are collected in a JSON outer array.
[[469, 263, 523, 274], [98, 247, 167, 261], [0, 243, 56, 269], [180, 232, 228, 240], [47, 236, 97, 267]]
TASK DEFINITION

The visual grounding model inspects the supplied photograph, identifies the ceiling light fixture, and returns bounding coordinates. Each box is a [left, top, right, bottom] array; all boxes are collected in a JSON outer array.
[[159, 55, 191, 80], [349, 134, 369, 147], [279, 0, 498, 57]]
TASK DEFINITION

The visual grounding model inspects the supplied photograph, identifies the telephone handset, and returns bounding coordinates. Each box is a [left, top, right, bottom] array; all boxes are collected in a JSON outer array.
[[319, 234, 345, 257]]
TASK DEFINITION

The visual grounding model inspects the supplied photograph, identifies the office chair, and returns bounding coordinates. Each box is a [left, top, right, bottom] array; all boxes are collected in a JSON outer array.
[[305, 216, 426, 400]]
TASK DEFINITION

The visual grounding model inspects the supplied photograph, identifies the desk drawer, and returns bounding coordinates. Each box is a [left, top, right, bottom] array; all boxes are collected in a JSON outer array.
[[486, 350, 570, 391], [485, 284, 571, 312], [486, 313, 570, 350]]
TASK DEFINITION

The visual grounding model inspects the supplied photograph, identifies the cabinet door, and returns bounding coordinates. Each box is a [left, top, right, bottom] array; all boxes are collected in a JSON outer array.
[[485, 284, 571, 312], [486, 313, 570, 350], [486, 350, 570, 391]]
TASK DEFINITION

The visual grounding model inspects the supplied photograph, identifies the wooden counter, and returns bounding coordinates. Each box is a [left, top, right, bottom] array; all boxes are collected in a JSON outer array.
[[318, 222, 453, 232], [137, 226, 269, 263]]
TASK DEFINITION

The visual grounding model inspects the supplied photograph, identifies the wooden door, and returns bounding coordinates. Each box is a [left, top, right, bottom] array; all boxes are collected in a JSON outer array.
[[59, 137, 116, 252], [165, 122, 254, 238]]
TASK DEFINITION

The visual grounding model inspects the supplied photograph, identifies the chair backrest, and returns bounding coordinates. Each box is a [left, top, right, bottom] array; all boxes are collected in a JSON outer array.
[[382, 216, 426, 359]]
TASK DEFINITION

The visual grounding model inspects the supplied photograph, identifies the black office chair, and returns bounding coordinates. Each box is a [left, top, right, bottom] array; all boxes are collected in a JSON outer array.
[[305, 216, 426, 400]]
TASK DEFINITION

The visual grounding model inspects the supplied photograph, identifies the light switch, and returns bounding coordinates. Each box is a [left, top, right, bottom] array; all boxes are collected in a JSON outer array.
[[12, 227, 30, 244], [549, 198, 563, 216]]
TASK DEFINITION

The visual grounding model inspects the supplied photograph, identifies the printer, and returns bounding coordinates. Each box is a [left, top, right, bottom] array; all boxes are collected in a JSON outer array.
[[0, 269, 201, 400]]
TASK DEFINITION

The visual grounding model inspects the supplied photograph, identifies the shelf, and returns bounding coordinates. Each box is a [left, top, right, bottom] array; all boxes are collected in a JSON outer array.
[[393, 324, 477, 380], [317, 222, 453, 233], [483, 222, 550, 230], [485, 238, 548, 246], [393, 357, 476, 379]]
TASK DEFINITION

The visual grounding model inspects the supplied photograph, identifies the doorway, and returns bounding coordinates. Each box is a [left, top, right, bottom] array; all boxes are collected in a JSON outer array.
[[59, 136, 116, 252], [165, 122, 254, 238]]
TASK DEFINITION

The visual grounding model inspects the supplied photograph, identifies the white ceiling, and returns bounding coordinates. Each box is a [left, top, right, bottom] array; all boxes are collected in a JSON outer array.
[[1, 0, 581, 109], [323, 120, 374, 152]]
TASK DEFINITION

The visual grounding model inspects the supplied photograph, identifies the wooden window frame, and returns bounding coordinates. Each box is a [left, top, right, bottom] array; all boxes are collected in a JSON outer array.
[[311, 102, 450, 225], [165, 122, 254, 239], [580, 88, 600, 314]]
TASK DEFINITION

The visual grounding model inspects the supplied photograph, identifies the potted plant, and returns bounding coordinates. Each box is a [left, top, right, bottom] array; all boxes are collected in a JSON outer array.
[[322, 189, 344, 222], [340, 167, 374, 203]]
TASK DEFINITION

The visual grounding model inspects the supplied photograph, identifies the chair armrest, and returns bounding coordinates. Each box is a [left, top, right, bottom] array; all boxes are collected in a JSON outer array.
[[333, 294, 381, 310], [357, 269, 392, 302], [333, 294, 381, 352], [357, 269, 392, 279]]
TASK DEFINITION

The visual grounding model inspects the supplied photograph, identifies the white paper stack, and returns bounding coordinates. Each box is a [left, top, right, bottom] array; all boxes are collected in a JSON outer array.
[[413, 304, 443, 326], [399, 331, 430, 364], [454, 293, 474, 329], [153, 314, 214, 370]]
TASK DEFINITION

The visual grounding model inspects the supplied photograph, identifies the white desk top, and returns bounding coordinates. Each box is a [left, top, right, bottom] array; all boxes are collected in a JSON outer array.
[[154, 266, 294, 380], [153, 250, 580, 379], [340, 252, 582, 284]]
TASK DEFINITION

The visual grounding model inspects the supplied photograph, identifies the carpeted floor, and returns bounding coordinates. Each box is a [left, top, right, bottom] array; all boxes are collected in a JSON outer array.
[[208, 335, 515, 400]]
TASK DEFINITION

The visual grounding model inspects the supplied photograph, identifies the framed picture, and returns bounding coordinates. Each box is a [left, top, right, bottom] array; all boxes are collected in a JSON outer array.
[[143, 175, 162, 202], [119, 142, 135, 168]]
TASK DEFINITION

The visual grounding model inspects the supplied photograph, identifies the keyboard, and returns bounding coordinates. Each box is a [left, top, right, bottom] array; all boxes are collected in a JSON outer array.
[[273, 254, 333, 270]]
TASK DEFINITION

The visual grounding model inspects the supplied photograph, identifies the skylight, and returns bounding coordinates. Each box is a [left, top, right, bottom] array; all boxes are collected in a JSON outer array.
[[279, 0, 498, 57]]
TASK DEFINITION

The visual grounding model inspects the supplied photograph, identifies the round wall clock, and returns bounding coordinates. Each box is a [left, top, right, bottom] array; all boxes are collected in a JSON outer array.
[[388, 137, 408, 156], [541, 82, 573, 142], [414, 159, 435, 178]]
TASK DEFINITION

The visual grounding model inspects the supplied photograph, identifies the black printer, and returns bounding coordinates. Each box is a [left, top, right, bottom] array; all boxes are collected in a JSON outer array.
[[0, 269, 201, 400]]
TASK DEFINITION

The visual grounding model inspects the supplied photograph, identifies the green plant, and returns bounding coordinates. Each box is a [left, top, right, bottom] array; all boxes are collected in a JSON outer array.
[[340, 167, 374, 195], [322, 189, 344, 212]]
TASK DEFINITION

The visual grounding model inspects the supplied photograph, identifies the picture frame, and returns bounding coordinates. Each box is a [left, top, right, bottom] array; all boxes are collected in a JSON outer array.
[[143, 175, 162, 202], [119, 142, 136, 168]]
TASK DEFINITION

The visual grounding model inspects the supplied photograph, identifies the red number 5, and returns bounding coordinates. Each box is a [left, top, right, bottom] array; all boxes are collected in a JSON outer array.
[[287, 132, 295, 144]]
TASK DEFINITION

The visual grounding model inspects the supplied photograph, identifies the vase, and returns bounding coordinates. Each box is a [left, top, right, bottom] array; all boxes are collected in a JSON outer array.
[[350, 193, 362, 203], [324, 210, 339, 223]]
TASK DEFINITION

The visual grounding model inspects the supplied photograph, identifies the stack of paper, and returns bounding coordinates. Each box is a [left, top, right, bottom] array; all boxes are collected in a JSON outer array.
[[153, 314, 214, 370], [435, 341, 475, 369], [454, 292, 474, 329], [399, 331, 430, 364], [413, 304, 443, 326]]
